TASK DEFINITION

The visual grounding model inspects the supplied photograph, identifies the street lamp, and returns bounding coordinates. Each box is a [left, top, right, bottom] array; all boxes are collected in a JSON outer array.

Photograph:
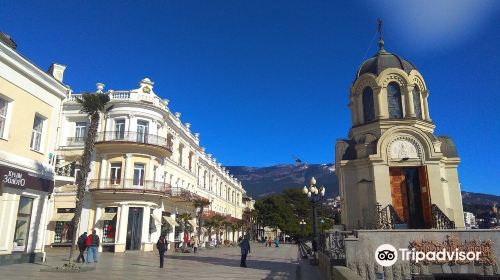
[[299, 219, 306, 234], [302, 176, 326, 253]]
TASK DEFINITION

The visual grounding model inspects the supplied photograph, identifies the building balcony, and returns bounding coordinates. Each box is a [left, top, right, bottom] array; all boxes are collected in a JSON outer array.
[[67, 91, 168, 110], [89, 179, 201, 201], [64, 136, 86, 147], [95, 131, 173, 157]]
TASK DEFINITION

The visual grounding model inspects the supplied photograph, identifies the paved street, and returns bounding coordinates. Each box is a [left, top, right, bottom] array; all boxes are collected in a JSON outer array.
[[0, 243, 320, 280]]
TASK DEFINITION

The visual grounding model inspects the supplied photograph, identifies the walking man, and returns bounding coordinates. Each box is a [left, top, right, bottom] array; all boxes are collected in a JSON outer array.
[[86, 229, 100, 263], [156, 235, 168, 268], [239, 235, 251, 268], [76, 232, 87, 263]]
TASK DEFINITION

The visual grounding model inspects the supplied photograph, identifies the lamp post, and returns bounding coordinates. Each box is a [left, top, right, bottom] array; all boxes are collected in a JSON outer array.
[[302, 176, 326, 253], [299, 219, 306, 235]]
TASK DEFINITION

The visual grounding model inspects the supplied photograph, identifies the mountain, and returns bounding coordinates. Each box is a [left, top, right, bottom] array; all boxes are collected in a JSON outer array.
[[226, 164, 500, 207], [226, 163, 338, 199]]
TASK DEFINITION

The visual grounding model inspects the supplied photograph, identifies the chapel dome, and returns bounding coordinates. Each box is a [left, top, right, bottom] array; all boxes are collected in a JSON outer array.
[[356, 49, 416, 79]]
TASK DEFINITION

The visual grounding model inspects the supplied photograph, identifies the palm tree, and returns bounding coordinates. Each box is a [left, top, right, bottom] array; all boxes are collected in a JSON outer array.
[[211, 214, 225, 246], [68, 93, 111, 265], [177, 213, 192, 250], [193, 198, 210, 243], [222, 220, 231, 245], [204, 219, 216, 244], [230, 223, 239, 243]]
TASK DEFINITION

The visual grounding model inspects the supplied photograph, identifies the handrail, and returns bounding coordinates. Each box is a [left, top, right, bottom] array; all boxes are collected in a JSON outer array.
[[375, 203, 403, 229], [89, 179, 201, 201], [431, 204, 456, 229], [95, 131, 173, 151]]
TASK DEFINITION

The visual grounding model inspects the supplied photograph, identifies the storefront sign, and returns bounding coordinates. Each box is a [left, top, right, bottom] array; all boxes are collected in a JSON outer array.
[[0, 165, 54, 193]]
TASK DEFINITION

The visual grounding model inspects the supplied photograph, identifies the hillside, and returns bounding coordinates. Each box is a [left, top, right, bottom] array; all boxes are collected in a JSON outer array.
[[225, 164, 500, 207]]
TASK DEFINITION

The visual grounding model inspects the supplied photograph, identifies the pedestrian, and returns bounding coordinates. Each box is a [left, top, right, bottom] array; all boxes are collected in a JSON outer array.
[[76, 232, 87, 263], [156, 235, 168, 268], [191, 234, 199, 253], [86, 229, 100, 263], [239, 235, 251, 267], [267, 237, 272, 248], [274, 237, 280, 248], [264, 236, 268, 247]]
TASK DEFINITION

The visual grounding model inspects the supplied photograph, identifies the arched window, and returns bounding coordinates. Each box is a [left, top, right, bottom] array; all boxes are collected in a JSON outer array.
[[387, 82, 403, 118], [362, 87, 375, 122], [412, 86, 422, 119]]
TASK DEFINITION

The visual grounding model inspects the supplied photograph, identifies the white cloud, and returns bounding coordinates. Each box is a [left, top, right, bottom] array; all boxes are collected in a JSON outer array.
[[367, 0, 499, 51]]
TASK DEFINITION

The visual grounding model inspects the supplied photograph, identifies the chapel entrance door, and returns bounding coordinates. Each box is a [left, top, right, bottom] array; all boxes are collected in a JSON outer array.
[[126, 207, 143, 250], [389, 167, 431, 229]]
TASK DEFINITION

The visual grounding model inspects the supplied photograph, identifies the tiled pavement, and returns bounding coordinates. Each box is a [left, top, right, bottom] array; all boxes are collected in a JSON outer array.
[[0, 243, 321, 280]]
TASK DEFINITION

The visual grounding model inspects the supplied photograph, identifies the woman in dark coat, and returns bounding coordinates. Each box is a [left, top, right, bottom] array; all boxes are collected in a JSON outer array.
[[156, 235, 168, 268], [76, 232, 87, 263]]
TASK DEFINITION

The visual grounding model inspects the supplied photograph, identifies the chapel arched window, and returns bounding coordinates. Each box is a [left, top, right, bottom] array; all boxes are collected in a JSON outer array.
[[387, 82, 403, 118], [362, 87, 375, 122], [412, 86, 422, 119]]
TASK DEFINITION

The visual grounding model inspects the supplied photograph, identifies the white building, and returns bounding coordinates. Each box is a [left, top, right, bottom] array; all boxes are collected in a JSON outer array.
[[49, 78, 247, 252], [463, 211, 477, 229]]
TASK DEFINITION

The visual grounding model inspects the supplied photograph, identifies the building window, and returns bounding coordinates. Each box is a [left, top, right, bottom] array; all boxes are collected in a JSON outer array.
[[387, 82, 403, 119], [0, 97, 9, 138], [102, 207, 117, 244], [110, 163, 122, 185], [114, 119, 125, 139], [74, 122, 87, 142], [12, 197, 34, 252], [133, 163, 145, 186], [136, 120, 149, 143], [30, 115, 44, 151], [413, 87, 423, 119], [362, 87, 375, 122], [53, 208, 75, 244]]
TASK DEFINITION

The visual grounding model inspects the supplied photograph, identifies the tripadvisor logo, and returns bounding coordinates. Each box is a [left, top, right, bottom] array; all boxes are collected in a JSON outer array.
[[375, 244, 398, 267], [375, 243, 483, 267]]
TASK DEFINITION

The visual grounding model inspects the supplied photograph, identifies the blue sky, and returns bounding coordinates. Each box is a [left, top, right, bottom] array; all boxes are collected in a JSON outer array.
[[1, 1, 499, 195]]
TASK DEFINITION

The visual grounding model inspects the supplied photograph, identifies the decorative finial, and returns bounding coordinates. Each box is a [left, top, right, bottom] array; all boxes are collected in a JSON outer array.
[[378, 17, 385, 51]]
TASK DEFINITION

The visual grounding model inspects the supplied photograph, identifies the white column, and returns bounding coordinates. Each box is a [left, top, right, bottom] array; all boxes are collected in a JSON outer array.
[[406, 85, 416, 118], [356, 95, 364, 124], [423, 91, 431, 121], [124, 153, 132, 188], [98, 154, 107, 188], [168, 213, 176, 249], [142, 206, 151, 250], [95, 206, 103, 252], [116, 204, 129, 251], [149, 156, 156, 181], [377, 87, 388, 119]]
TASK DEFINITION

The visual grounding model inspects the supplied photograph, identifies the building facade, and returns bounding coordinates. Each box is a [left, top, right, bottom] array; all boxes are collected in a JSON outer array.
[[335, 35, 465, 230], [0, 34, 68, 264], [50, 79, 248, 252]]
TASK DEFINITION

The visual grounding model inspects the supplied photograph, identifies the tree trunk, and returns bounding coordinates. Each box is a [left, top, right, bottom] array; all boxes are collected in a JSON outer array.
[[198, 208, 203, 243], [68, 112, 100, 264]]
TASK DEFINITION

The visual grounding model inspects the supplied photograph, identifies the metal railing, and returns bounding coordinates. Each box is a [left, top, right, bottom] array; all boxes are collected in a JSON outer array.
[[375, 203, 404, 230], [55, 162, 81, 177], [431, 204, 456, 229], [95, 131, 173, 151], [89, 179, 201, 200], [318, 231, 353, 266], [65, 137, 86, 146]]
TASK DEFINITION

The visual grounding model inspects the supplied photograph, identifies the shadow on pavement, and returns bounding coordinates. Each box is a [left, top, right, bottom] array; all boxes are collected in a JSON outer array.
[[167, 254, 298, 279]]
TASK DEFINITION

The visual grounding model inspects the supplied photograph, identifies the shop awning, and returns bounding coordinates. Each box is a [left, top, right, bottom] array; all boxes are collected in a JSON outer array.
[[99, 213, 116, 221], [163, 216, 179, 227], [151, 214, 162, 225], [188, 218, 198, 228], [51, 213, 74, 222]]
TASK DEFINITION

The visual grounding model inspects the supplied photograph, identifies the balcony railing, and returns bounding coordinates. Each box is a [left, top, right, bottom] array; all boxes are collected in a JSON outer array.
[[65, 137, 86, 146], [67, 91, 168, 109], [89, 179, 201, 200], [96, 131, 173, 151]]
